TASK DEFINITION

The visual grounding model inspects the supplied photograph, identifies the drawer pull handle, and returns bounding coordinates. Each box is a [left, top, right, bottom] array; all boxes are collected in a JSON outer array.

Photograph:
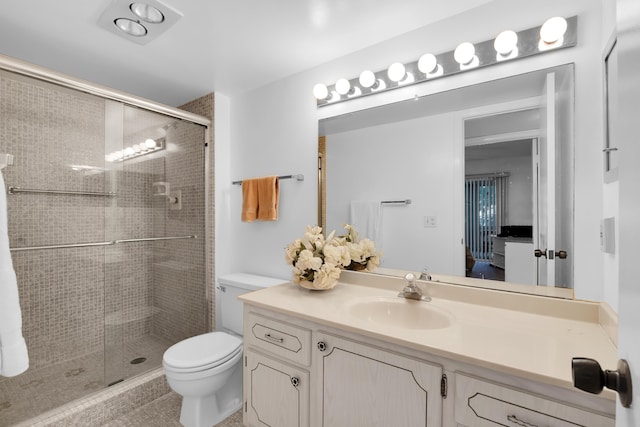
[[291, 376, 300, 388], [507, 415, 538, 427], [317, 341, 328, 352], [264, 333, 284, 343]]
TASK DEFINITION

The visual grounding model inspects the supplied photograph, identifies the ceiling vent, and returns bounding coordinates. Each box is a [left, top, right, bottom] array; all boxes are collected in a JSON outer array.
[[97, 0, 183, 45]]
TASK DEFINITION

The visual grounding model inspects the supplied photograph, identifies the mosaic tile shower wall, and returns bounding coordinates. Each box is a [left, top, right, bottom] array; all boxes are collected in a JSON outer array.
[[179, 93, 215, 331], [0, 69, 208, 424]]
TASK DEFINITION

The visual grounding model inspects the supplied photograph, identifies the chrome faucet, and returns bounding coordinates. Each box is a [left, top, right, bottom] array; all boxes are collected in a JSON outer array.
[[419, 267, 431, 281], [398, 273, 431, 302]]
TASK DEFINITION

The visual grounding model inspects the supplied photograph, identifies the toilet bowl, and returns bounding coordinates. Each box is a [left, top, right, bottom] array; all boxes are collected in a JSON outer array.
[[163, 332, 243, 427], [162, 273, 288, 427]]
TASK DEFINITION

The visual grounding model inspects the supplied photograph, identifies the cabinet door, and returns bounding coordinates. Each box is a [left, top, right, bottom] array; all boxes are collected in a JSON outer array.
[[315, 332, 443, 427], [244, 349, 309, 427], [505, 242, 536, 285]]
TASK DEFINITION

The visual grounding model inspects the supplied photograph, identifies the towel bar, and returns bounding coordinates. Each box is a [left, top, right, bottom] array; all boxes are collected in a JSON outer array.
[[232, 174, 304, 185], [381, 199, 412, 205]]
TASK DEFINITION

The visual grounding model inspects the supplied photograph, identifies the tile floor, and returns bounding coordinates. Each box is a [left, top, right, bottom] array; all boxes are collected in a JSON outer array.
[[103, 392, 244, 427], [0, 335, 173, 426]]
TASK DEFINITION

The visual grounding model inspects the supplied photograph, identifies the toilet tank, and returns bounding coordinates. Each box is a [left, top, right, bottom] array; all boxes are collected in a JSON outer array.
[[218, 273, 288, 335]]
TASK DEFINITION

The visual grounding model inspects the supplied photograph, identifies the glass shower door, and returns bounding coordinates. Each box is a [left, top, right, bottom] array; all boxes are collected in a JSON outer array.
[[103, 103, 207, 386], [0, 69, 110, 424]]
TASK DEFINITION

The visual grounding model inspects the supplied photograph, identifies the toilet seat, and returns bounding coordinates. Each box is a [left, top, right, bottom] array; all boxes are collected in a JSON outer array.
[[163, 332, 242, 373]]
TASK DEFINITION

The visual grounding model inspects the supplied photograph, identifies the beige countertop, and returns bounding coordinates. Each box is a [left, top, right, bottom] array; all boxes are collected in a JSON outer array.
[[239, 271, 618, 399]]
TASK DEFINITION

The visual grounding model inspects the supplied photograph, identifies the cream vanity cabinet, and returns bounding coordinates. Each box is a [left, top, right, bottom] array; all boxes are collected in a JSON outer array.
[[243, 306, 614, 427], [314, 331, 443, 426], [243, 312, 312, 427]]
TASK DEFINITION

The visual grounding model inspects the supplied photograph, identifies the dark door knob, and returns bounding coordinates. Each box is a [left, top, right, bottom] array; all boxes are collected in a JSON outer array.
[[555, 250, 568, 259], [571, 357, 633, 408]]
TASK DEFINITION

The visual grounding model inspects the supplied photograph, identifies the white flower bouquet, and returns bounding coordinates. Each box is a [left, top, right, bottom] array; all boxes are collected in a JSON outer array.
[[285, 224, 381, 290]]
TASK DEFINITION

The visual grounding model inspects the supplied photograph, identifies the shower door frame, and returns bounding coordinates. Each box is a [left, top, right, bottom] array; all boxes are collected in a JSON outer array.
[[0, 53, 212, 421]]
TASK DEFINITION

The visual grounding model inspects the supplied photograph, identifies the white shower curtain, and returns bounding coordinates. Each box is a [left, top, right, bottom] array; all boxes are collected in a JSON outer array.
[[0, 171, 29, 377]]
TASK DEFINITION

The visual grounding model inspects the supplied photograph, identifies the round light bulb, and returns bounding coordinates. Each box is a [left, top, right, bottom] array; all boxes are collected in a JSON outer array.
[[387, 62, 406, 82], [454, 42, 475, 65], [335, 78, 351, 95], [130, 3, 165, 24], [359, 70, 376, 88], [133, 144, 141, 153], [114, 18, 147, 37], [494, 30, 518, 55], [145, 138, 157, 149], [124, 147, 135, 156], [313, 83, 329, 100], [540, 17, 567, 44], [418, 54, 438, 74]]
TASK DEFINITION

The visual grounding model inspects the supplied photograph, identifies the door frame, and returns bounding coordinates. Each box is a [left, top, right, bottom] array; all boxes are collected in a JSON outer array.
[[453, 96, 542, 278]]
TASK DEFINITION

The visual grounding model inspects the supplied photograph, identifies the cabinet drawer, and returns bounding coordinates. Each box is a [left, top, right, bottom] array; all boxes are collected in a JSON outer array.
[[246, 312, 311, 366], [455, 373, 614, 427]]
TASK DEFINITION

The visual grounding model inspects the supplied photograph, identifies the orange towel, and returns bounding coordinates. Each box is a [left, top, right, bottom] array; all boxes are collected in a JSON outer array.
[[241, 179, 259, 222], [241, 176, 279, 222], [257, 176, 279, 221]]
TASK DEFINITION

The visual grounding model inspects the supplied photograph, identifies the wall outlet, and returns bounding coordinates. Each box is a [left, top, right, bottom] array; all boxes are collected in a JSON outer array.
[[423, 216, 437, 228]]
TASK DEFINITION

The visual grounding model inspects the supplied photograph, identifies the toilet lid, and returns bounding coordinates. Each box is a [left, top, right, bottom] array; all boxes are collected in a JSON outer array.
[[163, 332, 242, 370]]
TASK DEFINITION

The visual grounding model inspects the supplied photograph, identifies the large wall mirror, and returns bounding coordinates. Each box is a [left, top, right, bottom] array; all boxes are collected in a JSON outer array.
[[319, 64, 574, 296]]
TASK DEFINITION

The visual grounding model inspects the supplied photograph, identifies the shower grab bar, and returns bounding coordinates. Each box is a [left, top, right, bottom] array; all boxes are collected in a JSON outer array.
[[8, 186, 116, 197], [9, 235, 197, 252], [114, 235, 197, 244], [10, 241, 115, 252]]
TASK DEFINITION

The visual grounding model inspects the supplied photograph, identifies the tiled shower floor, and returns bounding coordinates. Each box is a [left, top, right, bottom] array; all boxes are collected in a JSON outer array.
[[0, 334, 173, 426]]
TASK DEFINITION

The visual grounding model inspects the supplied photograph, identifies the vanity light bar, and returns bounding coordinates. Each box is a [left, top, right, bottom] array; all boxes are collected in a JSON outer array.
[[314, 16, 577, 107]]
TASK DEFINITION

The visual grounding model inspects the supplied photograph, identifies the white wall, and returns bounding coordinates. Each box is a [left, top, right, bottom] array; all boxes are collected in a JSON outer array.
[[601, 0, 619, 312], [214, 93, 232, 328], [222, 0, 609, 303]]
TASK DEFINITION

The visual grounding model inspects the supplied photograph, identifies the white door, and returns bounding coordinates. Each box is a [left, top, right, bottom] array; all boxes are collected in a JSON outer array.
[[615, 0, 640, 423], [536, 72, 556, 286]]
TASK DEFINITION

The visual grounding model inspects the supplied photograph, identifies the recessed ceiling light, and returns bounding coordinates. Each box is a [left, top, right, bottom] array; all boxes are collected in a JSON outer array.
[[130, 3, 165, 24], [114, 18, 147, 37], [97, 0, 183, 45]]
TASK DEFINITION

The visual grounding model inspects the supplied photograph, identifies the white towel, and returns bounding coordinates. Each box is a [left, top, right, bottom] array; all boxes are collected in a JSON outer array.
[[349, 201, 383, 246], [0, 171, 29, 377]]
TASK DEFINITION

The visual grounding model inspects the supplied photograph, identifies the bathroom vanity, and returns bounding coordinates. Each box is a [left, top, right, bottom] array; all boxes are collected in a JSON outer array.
[[240, 271, 617, 426]]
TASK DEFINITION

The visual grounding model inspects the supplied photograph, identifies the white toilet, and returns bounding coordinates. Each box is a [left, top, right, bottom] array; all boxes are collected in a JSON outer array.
[[163, 273, 288, 427]]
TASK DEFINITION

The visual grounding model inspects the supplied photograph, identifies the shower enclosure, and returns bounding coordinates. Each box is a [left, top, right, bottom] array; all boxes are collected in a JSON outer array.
[[0, 64, 209, 425]]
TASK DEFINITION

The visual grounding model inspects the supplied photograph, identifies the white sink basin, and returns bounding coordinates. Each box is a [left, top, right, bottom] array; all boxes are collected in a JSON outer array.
[[348, 297, 453, 330]]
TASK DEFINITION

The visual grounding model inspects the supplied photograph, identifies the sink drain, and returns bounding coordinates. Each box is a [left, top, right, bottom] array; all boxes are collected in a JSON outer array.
[[130, 357, 147, 365]]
